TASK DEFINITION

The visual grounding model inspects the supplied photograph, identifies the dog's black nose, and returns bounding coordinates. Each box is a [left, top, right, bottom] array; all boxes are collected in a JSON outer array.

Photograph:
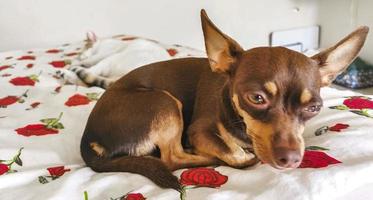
[[274, 147, 302, 168]]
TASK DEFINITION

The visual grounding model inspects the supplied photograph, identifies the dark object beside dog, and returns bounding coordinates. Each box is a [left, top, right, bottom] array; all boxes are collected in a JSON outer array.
[[334, 57, 373, 89]]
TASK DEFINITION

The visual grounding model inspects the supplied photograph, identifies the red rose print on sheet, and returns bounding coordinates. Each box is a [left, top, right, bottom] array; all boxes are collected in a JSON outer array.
[[179, 167, 228, 199], [46, 49, 61, 54], [65, 93, 99, 107], [343, 97, 373, 109], [53, 86, 62, 94], [109, 192, 146, 200], [9, 74, 40, 86], [180, 167, 228, 188], [329, 123, 349, 132], [38, 166, 71, 184], [315, 123, 350, 136], [17, 55, 35, 60], [15, 112, 64, 136], [0, 90, 28, 108], [1, 73, 12, 77], [124, 193, 146, 200], [298, 150, 341, 168], [0, 147, 24, 175], [167, 48, 178, 56], [330, 96, 373, 118], [26, 63, 34, 69], [26, 102, 41, 110], [49, 60, 71, 68], [0, 164, 9, 175], [0, 65, 12, 71], [47, 166, 70, 177]]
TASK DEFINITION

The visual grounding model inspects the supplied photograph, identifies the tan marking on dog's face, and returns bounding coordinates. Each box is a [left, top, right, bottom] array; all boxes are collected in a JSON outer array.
[[264, 81, 278, 96], [297, 125, 305, 157], [90, 142, 106, 157], [232, 93, 275, 164], [300, 89, 312, 104]]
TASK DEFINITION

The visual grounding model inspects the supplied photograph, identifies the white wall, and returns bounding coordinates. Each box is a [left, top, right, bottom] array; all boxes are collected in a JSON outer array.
[[317, 0, 373, 63], [0, 0, 319, 52]]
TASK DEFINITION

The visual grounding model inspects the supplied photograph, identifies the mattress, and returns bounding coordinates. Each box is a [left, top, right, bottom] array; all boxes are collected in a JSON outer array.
[[0, 35, 373, 200]]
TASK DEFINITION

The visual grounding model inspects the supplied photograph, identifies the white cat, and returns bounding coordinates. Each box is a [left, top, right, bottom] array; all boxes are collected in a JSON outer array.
[[57, 32, 171, 88]]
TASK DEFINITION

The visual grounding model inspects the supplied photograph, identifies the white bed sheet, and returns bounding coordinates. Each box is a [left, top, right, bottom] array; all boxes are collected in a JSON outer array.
[[1, 36, 373, 200]]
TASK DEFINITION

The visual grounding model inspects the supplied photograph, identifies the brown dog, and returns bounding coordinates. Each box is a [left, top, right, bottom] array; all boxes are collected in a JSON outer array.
[[80, 10, 368, 192]]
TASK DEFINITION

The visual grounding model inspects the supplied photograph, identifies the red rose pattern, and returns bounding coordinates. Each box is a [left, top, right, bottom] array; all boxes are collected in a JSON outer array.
[[0, 65, 12, 71], [30, 102, 40, 108], [49, 60, 70, 68], [329, 123, 349, 132], [330, 96, 373, 118], [10, 76, 36, 86], [46, 49, 61, 54], [65, 94, 90, 106], [167, 48, 178, 56], [180, 167, 228, 188], [39, 165, 71, 184], [0, 96, 19, 107], [15, 124, 58, 136], [0, 147, 24, 175], [26, 102, 41, 110], [0, 164, 9, 175], [299, 150, 341, 168], [47, 166, 70, 177], [0, 90, 28, 107], [17, 55, 35, 60], [15, 113, 64, 136], [125, 193, 146, 200], [343, 97, 373, 109], [1, 73, 12, 77], [54, 86, 62, 93], [26, 63, 34, 69], [65, 93, 99, 107]]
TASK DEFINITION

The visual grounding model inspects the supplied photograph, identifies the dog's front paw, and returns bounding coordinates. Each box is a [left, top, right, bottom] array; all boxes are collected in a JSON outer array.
[[223, 148, 259, 169]]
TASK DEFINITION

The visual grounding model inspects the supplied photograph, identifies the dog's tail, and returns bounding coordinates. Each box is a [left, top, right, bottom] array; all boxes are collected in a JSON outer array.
[[89, 156, 182, 191], [81, 139, 182, 192]]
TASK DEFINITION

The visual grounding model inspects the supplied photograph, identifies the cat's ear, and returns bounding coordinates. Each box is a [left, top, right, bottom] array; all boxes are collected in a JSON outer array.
[[86, 31, 97, 43]]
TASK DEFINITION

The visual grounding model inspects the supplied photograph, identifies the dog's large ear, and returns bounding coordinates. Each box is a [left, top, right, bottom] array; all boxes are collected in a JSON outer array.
[[201, 9, 244, 74], [312, 26, 369, 86]]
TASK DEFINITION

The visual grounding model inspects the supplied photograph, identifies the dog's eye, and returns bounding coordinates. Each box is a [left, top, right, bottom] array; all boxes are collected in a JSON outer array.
[[248, 94, 266, 105], [304, 105, 322, 113]]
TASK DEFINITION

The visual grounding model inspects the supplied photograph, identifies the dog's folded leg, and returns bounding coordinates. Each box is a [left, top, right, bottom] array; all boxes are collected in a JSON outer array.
[[153, 90, 220, 170], [189, 121, 259, 169]]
